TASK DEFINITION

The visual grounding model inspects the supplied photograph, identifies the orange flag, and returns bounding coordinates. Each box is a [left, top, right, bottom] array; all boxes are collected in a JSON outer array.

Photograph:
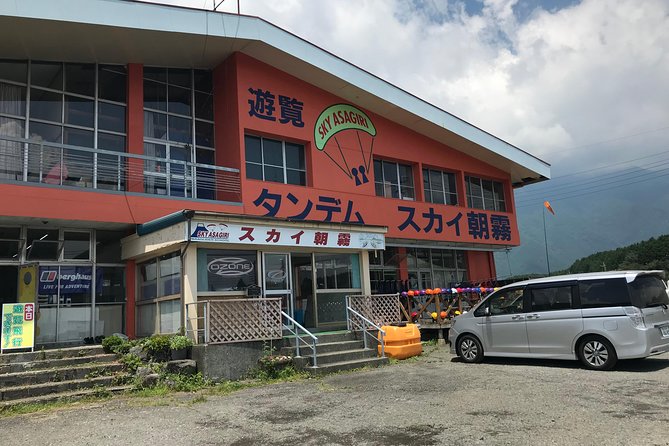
[[544, 201, 555, 215]]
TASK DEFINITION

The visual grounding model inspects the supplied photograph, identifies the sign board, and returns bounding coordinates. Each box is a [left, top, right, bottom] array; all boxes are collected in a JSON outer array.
[[1, 303, 35, 353], [189, 222, 385, 250]]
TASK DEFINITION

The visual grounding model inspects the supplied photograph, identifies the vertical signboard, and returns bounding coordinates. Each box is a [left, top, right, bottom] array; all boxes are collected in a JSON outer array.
[[1, 303, 35, 353]]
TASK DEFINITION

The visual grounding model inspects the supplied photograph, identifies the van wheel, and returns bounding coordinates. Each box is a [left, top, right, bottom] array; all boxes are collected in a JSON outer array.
[[578, 336, 617, 371], [457, 334, 484, 363]]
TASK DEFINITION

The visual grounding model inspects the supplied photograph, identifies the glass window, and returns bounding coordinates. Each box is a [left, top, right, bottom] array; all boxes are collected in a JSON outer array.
[[65, 63, 95, 97], [423, 168, 458, 205], [30, 88, 62, 122], [64, 95, 94, 128], [98, 102, 126, 133], [0, 83, 26, 117], [137, 303, 156, 337], [0, 60, 27, 84], [95, 230, 124, 263], [373, 159, 414, 200], [579, 279, 630, 308], [159, 299, 180, 333], [315, 254, 360, 290], [478, 288, 525, 316], [26, 228, 59, 260], [197, 249, 257, 292], [31, 62, 62, 90], [466, 176, 506, 211], [139, 259, 158, 301], [158, 252, 181, 297], [628, 275, 669, 308], [245, 135, 306, 186], [530, 286, 574, 311], [63, 231, 90, 260], [0, 227, 20, 260], [98, 65, 127, 103]]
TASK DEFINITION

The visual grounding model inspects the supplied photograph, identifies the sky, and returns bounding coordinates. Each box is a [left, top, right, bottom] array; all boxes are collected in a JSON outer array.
[[140, 0, 669, 275]]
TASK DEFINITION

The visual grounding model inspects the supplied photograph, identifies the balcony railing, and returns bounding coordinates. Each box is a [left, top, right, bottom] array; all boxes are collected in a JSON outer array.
[[0, 134, 241, 201]]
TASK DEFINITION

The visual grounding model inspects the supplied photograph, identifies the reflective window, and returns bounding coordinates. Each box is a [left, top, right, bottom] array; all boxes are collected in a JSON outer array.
[[373, 159, 414, 200], [245, 135, 307, 186], [423, 168, 458, 205], [197, 249, 257, 292], [529, 285, 574, 311], [466, 176, 506, 211], [579, 279, 630, 308], [63, 231, 90, 260]]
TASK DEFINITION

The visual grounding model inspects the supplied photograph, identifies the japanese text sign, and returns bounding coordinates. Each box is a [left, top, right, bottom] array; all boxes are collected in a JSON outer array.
[[189, 222, 384, 250], [1, 303, 35, 352]]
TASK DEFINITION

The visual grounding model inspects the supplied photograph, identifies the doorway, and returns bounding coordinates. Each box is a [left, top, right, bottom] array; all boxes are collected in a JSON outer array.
[[262, 253, 292, 320], [291, 253, 314, 330]]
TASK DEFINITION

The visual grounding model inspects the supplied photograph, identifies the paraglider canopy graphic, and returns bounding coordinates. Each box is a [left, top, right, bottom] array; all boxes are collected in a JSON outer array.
[[313, 104, 377, 182]]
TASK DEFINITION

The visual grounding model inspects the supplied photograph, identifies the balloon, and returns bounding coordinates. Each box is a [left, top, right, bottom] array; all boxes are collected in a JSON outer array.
[[455, 310, 461, 315], [440, 311, 447, 319], [401, 291, 408, 297], [434, 287, 441, 294], [451, 288, 458, 294], [430, 312, 438, 320], [411, 311, 418, 318], [419, 290, 426, 296], [407, 290, 414, 297]]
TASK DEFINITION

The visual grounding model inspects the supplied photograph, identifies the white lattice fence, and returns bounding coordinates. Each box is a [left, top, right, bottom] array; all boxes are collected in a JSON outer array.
[[347, 294, 401, 329], [207, 298, 282, 344]]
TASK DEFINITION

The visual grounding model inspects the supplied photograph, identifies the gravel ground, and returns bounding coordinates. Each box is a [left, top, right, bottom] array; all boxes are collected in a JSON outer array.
[[2, 346, 669, 446]]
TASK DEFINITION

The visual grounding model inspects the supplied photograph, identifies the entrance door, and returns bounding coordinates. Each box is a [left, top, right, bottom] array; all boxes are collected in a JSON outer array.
[[262, 253, 292, 320]]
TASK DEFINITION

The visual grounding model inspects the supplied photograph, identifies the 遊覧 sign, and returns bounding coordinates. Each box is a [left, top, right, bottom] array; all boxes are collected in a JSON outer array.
[[1, 303, 35, 352]]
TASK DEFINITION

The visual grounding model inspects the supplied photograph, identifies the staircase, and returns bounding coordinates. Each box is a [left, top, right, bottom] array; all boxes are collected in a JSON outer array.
[[283, 331, 389, 374], [0, 345, 131, 409]]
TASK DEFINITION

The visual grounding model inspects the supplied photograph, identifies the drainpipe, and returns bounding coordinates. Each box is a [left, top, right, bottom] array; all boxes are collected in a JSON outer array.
[[180, 213, 194, 337]]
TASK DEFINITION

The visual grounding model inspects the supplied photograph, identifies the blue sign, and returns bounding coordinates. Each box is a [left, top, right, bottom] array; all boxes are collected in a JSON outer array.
[[38, 266, 103, 295]]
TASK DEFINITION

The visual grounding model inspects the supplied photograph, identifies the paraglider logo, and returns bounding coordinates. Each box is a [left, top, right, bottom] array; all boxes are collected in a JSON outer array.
[[314, 104, 377, 186]]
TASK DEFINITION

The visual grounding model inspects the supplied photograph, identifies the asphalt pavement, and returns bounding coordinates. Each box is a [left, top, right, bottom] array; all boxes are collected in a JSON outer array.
[[2, 346, 669, 446]]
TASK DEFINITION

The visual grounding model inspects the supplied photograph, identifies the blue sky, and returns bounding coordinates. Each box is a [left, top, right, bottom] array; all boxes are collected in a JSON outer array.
[[144, 0, 669, 275]]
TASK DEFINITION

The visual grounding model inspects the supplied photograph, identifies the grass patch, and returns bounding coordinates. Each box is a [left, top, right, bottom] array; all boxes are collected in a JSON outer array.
[[0, 394, 111, 418]]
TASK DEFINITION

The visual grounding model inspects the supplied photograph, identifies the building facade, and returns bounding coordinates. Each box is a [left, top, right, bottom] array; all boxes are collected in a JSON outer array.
[[0, 0, 549, 346]]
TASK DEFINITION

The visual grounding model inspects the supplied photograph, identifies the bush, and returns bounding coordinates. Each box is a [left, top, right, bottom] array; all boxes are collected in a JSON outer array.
[[120, 353, 143, 373], [169, 335, 193, 351], [101, 335, 124, 354], [144, 335, 172, 362]]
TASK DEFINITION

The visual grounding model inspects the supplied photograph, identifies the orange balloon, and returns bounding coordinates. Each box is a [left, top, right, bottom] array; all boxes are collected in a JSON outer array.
[[407, 290, 414, 296], [440, 311, 447, 319]]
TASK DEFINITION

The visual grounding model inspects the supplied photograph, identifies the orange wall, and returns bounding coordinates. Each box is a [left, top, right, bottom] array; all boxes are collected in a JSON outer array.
[[0, 53, 518, 250], [232, 53, 519, 246]]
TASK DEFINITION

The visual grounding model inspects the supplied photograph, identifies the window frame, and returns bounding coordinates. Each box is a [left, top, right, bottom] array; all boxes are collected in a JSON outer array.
[[465, 175, 507, 211], [244, 134, 307, 186], [373, 159, 415, 200], [422, 167, 458, 206]]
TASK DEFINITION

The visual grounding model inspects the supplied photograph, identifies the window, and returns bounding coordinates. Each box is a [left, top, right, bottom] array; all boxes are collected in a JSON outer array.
[[0, 60, 127, 186], [475, 288, 525, 316], [374, 159, 414, 200], [0, 227, 21, 259], [423, 168, 458, 205], [465, 176, 506, 211], [245, 135, 306, 186], [26, 228, 60, 261], [406, 247, 468, 290], [138, 251, 181, 301], [370, 247, 400, 294], [579, 279, 630, 308], [63, 231, 90, 260], [628, 275, 669, 308], [529, 285, 574, 311], [143, 67, 214, 198], [197, 249, 257, 292]]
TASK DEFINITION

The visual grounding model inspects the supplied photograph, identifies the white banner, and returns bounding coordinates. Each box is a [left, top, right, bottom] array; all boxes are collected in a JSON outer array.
[[189, 222, 384, 250]]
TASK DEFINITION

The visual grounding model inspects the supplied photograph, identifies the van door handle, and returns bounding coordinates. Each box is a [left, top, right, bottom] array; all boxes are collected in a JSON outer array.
[[511, 315, 524, 320], [526, 314, 540, 319]]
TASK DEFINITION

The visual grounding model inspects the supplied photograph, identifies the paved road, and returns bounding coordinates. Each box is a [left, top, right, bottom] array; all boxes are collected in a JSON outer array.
[[2, 347, 669, 446]]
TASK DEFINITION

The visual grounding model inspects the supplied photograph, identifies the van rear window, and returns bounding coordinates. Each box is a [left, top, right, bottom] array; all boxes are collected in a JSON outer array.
[[628, 275, 669, 308], [579, 278, 630, 308]]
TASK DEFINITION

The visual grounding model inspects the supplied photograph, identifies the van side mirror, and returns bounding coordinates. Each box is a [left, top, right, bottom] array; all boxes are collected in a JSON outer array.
[[484, 307, 491, 317]]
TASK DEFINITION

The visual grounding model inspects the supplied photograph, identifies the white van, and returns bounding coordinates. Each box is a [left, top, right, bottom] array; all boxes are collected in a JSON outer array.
[[449, 271, 669, 370]]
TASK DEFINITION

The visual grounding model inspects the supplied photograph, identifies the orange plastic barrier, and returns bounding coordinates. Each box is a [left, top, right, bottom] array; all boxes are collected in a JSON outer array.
[[378, 323, 422, 359]]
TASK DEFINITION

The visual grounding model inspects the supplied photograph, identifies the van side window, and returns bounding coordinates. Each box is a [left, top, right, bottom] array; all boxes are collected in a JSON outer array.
[[579, 278, 630, 308], [483, 288, 525, 315], [529, 285, 573, 311]]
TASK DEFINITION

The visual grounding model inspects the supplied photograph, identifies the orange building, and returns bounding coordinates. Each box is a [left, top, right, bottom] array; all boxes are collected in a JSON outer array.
[[0, 0, 549, 346]]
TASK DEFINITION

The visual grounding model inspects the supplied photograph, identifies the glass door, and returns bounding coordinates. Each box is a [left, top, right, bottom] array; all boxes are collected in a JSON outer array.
[[262, 253, 292, 320]]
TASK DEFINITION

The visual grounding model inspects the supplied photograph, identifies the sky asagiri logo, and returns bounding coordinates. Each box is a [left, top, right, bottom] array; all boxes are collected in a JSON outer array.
[[207, 257, 254, 277]]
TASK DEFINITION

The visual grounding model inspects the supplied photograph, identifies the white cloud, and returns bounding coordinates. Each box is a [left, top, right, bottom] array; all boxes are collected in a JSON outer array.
[[143, 0, 669, 169]]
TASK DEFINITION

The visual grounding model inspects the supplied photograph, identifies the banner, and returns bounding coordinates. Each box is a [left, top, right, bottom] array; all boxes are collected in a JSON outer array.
[[1, 303, 35, 352], [38, 266, 103, 295]]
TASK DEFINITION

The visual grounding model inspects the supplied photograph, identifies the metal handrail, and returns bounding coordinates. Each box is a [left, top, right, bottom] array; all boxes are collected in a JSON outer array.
[[346, 306, 386, 358], [281, 311, 319, 368], [185, 301, 209, 344]]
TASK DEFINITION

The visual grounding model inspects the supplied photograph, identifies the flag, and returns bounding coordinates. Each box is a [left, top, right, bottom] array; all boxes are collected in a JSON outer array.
[[544, 201, 555, 215]]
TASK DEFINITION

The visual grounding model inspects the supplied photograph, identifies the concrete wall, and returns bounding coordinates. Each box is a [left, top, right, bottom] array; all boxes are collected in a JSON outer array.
[[192, 341, 265, 381]]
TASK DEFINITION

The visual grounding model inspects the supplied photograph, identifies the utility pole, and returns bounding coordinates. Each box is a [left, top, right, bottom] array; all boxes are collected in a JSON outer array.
[[542, 207, 551, 276]]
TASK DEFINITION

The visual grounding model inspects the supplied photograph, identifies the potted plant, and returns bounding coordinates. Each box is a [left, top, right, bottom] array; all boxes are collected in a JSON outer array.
[[169, 335, 193, 360]]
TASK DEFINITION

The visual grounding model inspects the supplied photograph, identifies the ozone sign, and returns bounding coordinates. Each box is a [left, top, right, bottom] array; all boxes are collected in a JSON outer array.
[[207, 257, 254, 277]]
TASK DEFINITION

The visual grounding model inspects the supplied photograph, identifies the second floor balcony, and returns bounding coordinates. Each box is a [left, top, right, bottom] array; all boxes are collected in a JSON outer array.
[[0, 135, 241, 203]]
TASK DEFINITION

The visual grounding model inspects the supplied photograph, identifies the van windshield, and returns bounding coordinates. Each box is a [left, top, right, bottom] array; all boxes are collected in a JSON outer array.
[[628, 275, 669, 308]]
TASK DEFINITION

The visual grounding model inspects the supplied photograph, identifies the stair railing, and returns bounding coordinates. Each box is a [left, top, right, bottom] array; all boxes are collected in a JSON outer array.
[[346, 306, 386, 358], [281, 311, 319, 368]]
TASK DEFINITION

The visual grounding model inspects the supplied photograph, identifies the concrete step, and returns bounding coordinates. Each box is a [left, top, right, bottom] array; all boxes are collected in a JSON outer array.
[[0, 346, 105, 365], [0, 354, 118, 374], [0, 374, 126, 401], [312, 348, 377, 366], [280, 340, 365, 356], [0, 362, 123, 388], [307, 356, 390, 375], [283, 331, 356, 347], [0, 384, 132, 410]]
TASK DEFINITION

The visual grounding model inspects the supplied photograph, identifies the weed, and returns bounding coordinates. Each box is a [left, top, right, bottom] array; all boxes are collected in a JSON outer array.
[[188, 394, 208, 405], [120, 353, 142, 373]]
